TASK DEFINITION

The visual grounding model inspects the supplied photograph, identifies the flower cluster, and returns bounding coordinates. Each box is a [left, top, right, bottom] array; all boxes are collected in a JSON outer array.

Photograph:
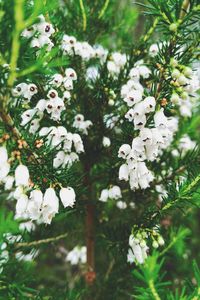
[[73, 114, 93, 135], [118, 61, 179, 190], [127, 227, 164, 264], [170, 63, 199, 118], [107, 52, 127, 77], [22, 15, 55, 51], [99, 185, 122, 202], [61, 35, 108, 63], [0, 147, 76, 225], [66, 246, 86, 265]]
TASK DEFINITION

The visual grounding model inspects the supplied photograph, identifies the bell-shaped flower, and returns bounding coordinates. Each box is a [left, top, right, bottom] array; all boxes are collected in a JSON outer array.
[[0, 162, 10, 181], [15, 165, 30, 187], [138, 65, 151, 79], [154, 108, 168, 128], [12, 83, 28, 97], [119, 164, 129, 181], [129, 67, 140, 81], [116, 201, 127, 209], [149, 43, 159, 57], [21, 109, 37, 126], [139, 128, 153, 145], [109, 185, 122, 200], [23, 84, 38, 100], [16, 194, 28, 217], [133, 114, 146, 130], [133, 102, 145, 117], [42, 188, 59, 224], [27, 190, 43, 220], [53, 151, 65, 168], [73, 134, 84, 153], [125, 108, 135, 122], [50, 74, 63, 87], [65, 68, 77, 80], [129, 170, 139, 190], [143, 96, 156, 113], [118, 144, 131, 159], [59, 187, 76, 208], [124, 90, 143, 107], [99, 189, 109, 202], [3, 176, 14, 190], [102, 137, 111, 148]]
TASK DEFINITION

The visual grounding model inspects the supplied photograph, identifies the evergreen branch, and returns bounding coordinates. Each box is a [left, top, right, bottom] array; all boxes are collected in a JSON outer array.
[[179, 0, 190, 19], [15, 233, 68, 248], [158, 228, 189, 257], [98, 0, 110, 19], [143, 17, 159, 42], [79, 0, 87, 31], [7, 0, 25, 87], [161, 174, 200, 212], [148, 279, 161, 300]]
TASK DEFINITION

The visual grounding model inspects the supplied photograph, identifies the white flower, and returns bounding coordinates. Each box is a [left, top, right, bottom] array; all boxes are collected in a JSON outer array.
[[15, 165, 30, 187], [129, 67, 140, 81], [143, 96, 156, 113], [50, 74, 63, 87], [116, 201, 127, 209], [109, 186, 122, 200], [139, 128, 153, 145], [124, 90, 143, 107], [125, 108, 135, 122], [118, 144, 131, 159], [128, 235, 148, 264], [178, 134, 196, 153], [16, 194, 28, 217], [65, 68, 77, 80], [73, 134, 84, 153], [119, 164, 129, 181], [138, 65, 151, 78], [149, 44, 159, 57], [59, 187, 76, 208], [127, 248, 135, 264], [102, 137, 111, 147], [27, 189, 43, 220], [133, 114, 146, 130], [0, 147, 8, 163], [42, 188, 59, 224], [86, 66, 99, 81], [66, 246, 86, 265], [3, 176, 14, 190], [154, 108, 168, 128], [99, 189, 109, 202]]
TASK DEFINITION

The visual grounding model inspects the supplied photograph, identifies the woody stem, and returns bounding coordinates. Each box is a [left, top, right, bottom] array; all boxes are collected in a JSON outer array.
[[84, 162, 95, 284]]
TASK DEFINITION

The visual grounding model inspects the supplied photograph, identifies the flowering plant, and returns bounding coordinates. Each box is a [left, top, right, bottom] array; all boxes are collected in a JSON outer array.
[[0, 0, 200, 298]]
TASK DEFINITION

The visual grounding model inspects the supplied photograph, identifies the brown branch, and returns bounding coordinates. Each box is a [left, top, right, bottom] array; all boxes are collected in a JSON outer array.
[[15, 233, 68, 249], [84, 163, 96, 285]]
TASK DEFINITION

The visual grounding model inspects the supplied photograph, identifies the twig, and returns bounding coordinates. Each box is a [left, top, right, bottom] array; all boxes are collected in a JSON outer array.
[[79, 0, 87, 31], [149, 279, 161, 300], [7, 0, 25, 87], [98, 0, 110, 19], [143, 18, 159, 42], [179, 0, 190, 19], [15, 233, 68, 248]]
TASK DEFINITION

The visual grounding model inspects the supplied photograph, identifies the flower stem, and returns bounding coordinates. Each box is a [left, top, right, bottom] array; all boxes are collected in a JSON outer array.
[[149, 280, 161, 300], [7, 0, 25, 87], [98, 0, 110, 19], [79, 0, 87, 31]]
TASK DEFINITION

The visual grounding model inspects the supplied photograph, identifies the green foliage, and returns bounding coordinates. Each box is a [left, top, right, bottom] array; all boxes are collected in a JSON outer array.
[[0, 0, 199, 299]]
